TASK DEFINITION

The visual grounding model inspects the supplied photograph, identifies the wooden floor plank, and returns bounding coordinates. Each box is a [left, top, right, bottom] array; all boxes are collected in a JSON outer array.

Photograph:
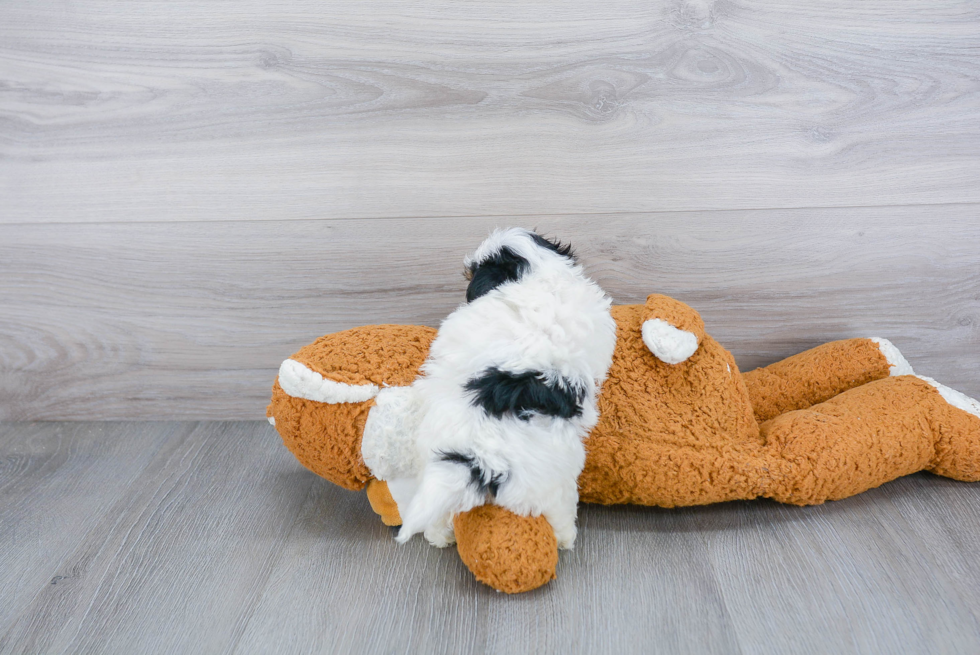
[[237, 483, 743, 654], [233, 479, 489, 654], [5, 422, 980, 653], [2, 1, 978, 223], [702, 481, 980, 654], [492, 504, 742, 654], [884, 475, 980, 627], [0, 422, 188, 628], [2, 206, 979, 420], [0, 422, 313, 655]]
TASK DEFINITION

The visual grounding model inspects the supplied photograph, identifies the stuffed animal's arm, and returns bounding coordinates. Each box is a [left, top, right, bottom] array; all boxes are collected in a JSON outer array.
[[454, 505, 558, 594], [365, 481, 558, 593], [641, 294, 705, 364]]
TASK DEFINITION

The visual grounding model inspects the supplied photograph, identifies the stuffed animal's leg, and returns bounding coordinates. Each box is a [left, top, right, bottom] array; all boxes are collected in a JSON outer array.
[[743, 338, 913, 423], [454, 504, 558, 594], [365, 479, 402, 526], [762, 375, 980, 505]]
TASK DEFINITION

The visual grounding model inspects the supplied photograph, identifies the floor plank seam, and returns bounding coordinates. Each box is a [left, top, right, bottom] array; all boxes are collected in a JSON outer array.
[[3, 199, 980, 228]]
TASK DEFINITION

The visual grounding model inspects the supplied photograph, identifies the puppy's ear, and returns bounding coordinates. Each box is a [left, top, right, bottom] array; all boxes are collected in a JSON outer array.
[[530, 232, 575, 261], [465, 246, 530, 302], [464, 367, 585, 420]]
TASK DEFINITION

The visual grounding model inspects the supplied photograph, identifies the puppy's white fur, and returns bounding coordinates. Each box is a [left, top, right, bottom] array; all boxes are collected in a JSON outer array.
[[394, 228, 617, 549]]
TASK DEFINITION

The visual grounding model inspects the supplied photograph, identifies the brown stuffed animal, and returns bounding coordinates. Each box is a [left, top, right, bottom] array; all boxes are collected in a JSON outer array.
[[267, 295, 980, 594]]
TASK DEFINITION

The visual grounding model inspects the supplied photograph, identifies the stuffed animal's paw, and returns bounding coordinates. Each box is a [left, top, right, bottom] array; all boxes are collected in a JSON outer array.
[[365, 479, 402, 526], [454, 505, 558, 593]]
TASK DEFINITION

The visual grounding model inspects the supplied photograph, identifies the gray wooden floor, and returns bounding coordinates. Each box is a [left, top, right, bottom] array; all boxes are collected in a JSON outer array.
[[3, 421, 980, 654]]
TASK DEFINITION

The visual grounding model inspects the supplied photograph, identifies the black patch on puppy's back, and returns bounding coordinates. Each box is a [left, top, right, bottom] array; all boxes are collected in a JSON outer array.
[[464, 367, 585, 421], [438, 451, 505, 497], [465, 246, 530, 303]]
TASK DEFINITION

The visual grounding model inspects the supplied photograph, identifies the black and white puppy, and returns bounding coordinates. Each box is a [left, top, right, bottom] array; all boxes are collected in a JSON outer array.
[[394, 228, 617, 549]]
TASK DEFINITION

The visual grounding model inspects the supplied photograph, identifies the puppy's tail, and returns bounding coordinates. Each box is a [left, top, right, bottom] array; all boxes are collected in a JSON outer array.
[[395, 459, 486, 547]]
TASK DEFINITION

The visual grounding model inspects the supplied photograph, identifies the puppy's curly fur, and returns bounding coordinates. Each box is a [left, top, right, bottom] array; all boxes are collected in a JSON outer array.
[[395, 228, 617, 549]]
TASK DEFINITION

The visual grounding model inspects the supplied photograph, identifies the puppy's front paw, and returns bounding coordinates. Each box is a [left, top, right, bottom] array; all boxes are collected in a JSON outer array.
[[423, 523, 457, 548], [553, 524, 577, 550]]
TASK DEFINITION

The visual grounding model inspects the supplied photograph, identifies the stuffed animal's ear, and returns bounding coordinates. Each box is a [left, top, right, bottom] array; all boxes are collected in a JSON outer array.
[[641, 294, 705, 364], [641, 320, 700, 365]]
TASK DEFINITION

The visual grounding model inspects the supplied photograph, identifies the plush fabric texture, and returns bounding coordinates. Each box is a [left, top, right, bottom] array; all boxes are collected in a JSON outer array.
[[761, 375, 965, 504], [642, 294, 706, 342], [454, 504, 558, 594], [287, 324, 435, 387], [268, 295, 980, 594], [268, 324, 436, 490], [743, 338, 893, 423], [366, 479, 402, 526], [579, 302, 763, 507], [269, 382, 373, 490]]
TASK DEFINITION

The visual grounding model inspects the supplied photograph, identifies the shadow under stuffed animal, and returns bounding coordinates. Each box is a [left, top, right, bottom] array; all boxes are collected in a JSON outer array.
[[267, 294, 980, 593]]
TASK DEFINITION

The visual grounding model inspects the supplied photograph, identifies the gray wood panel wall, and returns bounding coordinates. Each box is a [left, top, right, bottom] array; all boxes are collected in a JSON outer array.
[[1, 0, 978, 419]]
